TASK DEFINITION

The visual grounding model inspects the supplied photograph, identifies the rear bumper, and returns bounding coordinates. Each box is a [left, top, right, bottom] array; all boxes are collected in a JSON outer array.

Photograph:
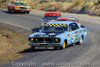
[[29, 42, 61, 47]]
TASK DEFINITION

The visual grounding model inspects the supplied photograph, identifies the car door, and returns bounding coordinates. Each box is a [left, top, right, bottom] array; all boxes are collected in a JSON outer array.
[[69, 23, 80, 43]]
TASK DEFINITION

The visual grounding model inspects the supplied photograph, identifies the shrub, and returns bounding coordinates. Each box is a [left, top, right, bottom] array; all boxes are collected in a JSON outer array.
[[73, 0, 84, 6], [81, 5, 90, 12], [98, 0, 100, 4]]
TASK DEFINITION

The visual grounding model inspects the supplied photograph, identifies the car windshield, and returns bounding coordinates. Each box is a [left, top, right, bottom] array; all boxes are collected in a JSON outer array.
[[43, 15, 59, 20], [42, 24, 68, 33], [14, 2, 27, 6]]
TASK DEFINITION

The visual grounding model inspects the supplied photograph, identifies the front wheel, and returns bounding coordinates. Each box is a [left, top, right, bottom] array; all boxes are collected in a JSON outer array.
[[31, 46, 35, 51], [60, 41, 66, 49], [8, 8, 11, 13]]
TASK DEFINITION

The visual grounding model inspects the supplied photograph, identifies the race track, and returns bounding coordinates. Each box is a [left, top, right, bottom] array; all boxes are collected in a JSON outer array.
[[0, 9, 100, 67]]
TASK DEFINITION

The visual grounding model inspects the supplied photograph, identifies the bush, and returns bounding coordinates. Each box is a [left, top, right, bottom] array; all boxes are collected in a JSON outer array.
[[81, 5, 89, 12], [73, 0, 84, 6], [98, 0, 100, 4]]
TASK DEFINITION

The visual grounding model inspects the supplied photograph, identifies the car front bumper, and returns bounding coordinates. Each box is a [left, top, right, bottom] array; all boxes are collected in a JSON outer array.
[[29, 42, 61, 47], [14, 9, 31, 12]]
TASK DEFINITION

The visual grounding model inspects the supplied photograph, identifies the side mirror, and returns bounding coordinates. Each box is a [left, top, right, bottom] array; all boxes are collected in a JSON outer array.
[[80, 25, 85, 28]]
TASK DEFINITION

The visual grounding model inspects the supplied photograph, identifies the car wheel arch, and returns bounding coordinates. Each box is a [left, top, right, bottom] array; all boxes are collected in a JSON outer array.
[[65, 39, 67, 45]]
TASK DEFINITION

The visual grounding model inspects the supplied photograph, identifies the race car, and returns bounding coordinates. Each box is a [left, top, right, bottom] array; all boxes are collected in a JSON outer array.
[[7, 1, 31, 13], [57, 17, 81, 25], [29, 21, 87, 50], [41, 12, 61, 26]]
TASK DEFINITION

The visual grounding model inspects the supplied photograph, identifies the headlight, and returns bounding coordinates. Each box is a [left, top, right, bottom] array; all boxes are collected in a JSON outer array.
[[15, 7, 19, 9], [54, 38, 60, 43], [29, 38, 34, 41], [29, 7, 31, 9]]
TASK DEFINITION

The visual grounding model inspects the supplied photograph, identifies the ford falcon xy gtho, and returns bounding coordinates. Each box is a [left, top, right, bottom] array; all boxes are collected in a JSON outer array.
[[29, 21, 87, 50], [7, 1, 31, 13]]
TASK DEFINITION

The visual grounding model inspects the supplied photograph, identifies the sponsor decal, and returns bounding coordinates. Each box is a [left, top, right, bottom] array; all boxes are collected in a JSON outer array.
[[62, 34, 65, 37], [75, 31, 78, 33], [75, 34, 78, 37], [84, 32, 87, 35], [83, 29, 86, 32], [68, 37, 70, 40]]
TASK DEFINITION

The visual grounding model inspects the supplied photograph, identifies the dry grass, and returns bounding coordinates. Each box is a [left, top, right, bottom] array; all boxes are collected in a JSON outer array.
[[0, 27, 29, 64], [0, 0, 100, 16]]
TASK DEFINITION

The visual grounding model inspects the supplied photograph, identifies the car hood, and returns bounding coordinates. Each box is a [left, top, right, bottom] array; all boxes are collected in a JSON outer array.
[[16, 5, 30, 7], [29, 32, 65, 38]]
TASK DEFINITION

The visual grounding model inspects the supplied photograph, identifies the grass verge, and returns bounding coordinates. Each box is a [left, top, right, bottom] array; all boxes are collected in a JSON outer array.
[[0, 26, 29, 64]]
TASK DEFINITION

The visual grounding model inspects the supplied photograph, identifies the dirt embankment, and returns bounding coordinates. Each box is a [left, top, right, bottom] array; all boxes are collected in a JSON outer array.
[[0, 27, 29, 64], [0, 0, 100, 16]]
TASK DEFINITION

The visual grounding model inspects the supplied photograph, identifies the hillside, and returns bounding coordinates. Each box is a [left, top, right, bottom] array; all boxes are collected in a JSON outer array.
[[0, 0, 100, 16], [0, 27, 29, 64]]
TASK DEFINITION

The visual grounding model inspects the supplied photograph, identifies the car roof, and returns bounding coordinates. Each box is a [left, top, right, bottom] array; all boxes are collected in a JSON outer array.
[[57, 16, 77, 21], [58, 16, 76, 19], [46, 21, 75, 25], [44, 12, 60, 16], [14, 1, 26, 3]]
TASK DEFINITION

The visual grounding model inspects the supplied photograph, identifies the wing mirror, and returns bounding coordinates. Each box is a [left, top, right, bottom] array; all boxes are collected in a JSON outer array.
[[80, 25, 85, 28]]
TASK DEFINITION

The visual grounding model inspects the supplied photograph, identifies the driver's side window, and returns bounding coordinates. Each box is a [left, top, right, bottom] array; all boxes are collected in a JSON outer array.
[[69, 24, 72, 31], [69, 23, 79, 31]]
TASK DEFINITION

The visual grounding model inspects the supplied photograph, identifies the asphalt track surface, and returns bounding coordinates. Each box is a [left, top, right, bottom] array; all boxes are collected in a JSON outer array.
[[0, 9, 100, 67]]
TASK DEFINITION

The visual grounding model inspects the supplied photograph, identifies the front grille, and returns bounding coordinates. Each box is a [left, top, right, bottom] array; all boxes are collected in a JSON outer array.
[[34, 38, 54, 43], [20, 7, 26, 9]]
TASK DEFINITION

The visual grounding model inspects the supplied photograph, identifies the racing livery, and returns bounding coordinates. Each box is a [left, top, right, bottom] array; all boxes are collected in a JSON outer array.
[[29, 21, 87, 49], [7, 1, 31, 13], [41, 12, 61, 26], [57, 17, 81, 25]]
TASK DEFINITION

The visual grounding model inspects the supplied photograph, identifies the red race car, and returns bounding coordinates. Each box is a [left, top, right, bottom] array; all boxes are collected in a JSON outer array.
[[41, 12, 61, 26], [7, 1, 31, 13]]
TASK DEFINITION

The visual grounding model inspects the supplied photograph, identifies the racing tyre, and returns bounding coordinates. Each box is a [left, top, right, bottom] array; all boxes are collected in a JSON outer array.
[[54, 46, 60, 50], [11, 8, 15, 13], [8, 8, 11, 13], [60, 41, 66, 49], [31, 46, 35, 51], [25, 12, 30, 14], [27, 12, 30, 14]]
